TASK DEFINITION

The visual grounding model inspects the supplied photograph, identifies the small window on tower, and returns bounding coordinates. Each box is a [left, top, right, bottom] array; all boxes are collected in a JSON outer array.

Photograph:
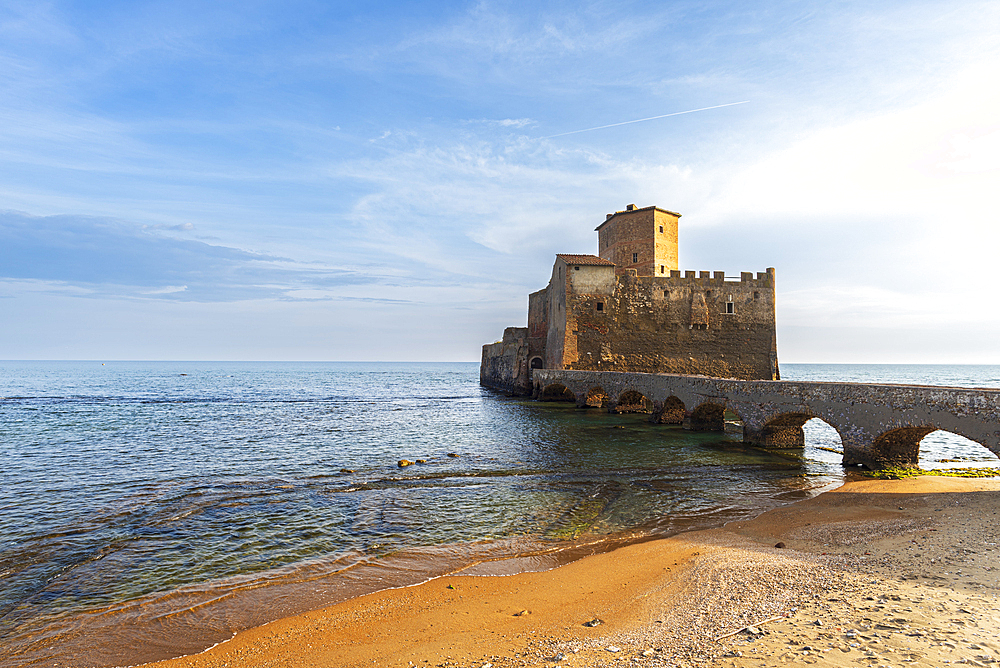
[[660, 265, 665, 274], [659, 225, 664, 233], [596, 302, 604, 312], [753, 291, 760, 300], [632, 253, 638, 263], [726, 302, 735, 314]]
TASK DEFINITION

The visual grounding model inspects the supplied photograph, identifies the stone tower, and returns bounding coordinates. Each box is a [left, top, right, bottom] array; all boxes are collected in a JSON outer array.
[[595, 204, 680, 277]]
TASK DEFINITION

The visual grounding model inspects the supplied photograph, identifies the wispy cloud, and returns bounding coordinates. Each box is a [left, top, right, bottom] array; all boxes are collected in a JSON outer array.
[[0, 210, 371, 302], [464, 118, 535, 128]]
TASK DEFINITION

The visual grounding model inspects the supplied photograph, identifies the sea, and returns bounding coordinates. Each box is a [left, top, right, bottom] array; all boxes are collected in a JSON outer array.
[[1, 362, 999, 667]]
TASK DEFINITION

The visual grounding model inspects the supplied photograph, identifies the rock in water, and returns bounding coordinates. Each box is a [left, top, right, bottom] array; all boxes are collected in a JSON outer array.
[[398, 459, 414, 467]]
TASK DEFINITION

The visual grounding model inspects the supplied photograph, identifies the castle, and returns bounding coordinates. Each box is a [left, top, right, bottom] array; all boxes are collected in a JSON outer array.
[[480, 204, 779, 394]]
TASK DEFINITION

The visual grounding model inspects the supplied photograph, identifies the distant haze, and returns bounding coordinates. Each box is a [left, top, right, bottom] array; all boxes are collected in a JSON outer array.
[[1, 1, 998, 362]]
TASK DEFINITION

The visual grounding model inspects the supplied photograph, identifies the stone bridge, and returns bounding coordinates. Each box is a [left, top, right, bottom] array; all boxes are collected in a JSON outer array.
[[530, 370, 1000, 469]]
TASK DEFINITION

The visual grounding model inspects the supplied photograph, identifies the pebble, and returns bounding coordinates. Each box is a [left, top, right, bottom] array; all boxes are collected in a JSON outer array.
[[606, 646, 621, 653], [583, 618, 603, 627]]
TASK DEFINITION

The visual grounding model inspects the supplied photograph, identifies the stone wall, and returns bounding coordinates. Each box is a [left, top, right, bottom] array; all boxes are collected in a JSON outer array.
[[530, 369, 1000, 469], [526, 288, 548, 369], [555, 265, 779, 381], [480, 327, 530, 394], [596, 205, 679, 277]]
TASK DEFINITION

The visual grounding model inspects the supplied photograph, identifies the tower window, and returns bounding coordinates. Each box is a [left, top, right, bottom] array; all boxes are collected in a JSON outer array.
[[632, 253, 638, 263], [659, 226, 664, 233], [596, 302, 604, 312], [753, 291, 760, 300], [574, 266, 580, 270], [726, 302, 735, 314], [660, 265, 665, 274]]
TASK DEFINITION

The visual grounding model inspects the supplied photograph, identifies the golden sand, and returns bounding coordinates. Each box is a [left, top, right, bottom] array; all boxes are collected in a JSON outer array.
[[145, 477, 1000, 668]]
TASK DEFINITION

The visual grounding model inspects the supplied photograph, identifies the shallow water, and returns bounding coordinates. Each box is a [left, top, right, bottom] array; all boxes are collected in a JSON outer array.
[[0, 361, 997, 667]]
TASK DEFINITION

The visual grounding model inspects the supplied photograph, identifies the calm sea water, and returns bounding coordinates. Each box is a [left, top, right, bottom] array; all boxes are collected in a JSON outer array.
[[1, 362, 998, 667]]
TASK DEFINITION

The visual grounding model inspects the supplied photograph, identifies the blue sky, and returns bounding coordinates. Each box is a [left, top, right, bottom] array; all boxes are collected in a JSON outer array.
[[2, 0, 998, 361]]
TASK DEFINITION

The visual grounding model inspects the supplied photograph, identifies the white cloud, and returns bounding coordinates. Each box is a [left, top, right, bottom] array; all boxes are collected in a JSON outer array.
[[465, 118, 535, 128]]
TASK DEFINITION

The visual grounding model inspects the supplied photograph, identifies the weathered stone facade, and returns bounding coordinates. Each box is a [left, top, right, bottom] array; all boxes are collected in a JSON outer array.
[[481, 204, 779, 394], [597, 204, 680, 277], [530, 369, 1000, 469], [479, 327, 530, 395]]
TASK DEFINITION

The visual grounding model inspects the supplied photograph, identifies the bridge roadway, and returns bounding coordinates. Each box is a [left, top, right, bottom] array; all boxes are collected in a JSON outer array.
[[530, 370, 1000, 469]]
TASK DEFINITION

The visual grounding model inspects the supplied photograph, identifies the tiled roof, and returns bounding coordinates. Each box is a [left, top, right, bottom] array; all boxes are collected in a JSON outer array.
[[556, 254, 615, 266]]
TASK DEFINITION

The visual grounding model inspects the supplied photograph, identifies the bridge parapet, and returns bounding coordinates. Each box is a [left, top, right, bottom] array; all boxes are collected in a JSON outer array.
[[530, 370, 1000, 469]]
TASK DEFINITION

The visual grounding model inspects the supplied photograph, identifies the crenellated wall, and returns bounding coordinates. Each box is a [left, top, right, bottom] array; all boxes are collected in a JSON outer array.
[[553, 263, 778, 381]]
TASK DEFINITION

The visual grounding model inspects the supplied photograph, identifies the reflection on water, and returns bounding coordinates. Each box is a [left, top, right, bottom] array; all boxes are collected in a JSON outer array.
[[1, 362, 997, 667]]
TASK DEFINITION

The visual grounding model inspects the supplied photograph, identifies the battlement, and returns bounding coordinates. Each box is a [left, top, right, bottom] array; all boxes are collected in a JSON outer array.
[[665, 268, 775, 285]]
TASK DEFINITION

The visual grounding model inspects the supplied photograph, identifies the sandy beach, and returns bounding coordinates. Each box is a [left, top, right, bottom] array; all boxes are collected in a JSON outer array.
[[145, 476, 1000, 668], [137, 477, 1000, 668]]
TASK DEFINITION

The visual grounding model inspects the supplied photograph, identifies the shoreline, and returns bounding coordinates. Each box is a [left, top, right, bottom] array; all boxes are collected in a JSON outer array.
[[139, 475, 1000, 668], [2, 472, 842, 668]]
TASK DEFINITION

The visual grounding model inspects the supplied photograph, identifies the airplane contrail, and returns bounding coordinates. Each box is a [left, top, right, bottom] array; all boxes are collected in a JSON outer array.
[[540, 100, 750, 139]]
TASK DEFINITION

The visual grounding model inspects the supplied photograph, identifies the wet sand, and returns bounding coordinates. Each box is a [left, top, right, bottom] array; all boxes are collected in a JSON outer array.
[[145, 476, 1000, 668]]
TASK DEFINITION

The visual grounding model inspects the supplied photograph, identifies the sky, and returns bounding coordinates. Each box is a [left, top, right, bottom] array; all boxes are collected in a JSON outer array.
[[1, 0, 998, 362]]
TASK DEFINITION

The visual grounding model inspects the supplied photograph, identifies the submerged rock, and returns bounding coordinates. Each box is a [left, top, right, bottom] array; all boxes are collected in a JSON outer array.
[[398, 459, 414, 467]]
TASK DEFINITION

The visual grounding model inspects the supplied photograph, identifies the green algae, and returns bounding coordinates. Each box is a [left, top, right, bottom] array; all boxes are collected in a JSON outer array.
[[866, 466, 1000, 480]]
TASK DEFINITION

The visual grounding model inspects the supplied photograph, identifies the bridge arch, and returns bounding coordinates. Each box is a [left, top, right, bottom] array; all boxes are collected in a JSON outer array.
[[539, 383, 577, 402], [866, 426, 999, 469], [689, 402, 726, 431], [869, 426, 937, 467], [760, 412, 813, 447], [584, 386, 608, 408], [613, 390, 653, 414], [918, 429, 1000, 469], [656, 395, 686, 424]]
